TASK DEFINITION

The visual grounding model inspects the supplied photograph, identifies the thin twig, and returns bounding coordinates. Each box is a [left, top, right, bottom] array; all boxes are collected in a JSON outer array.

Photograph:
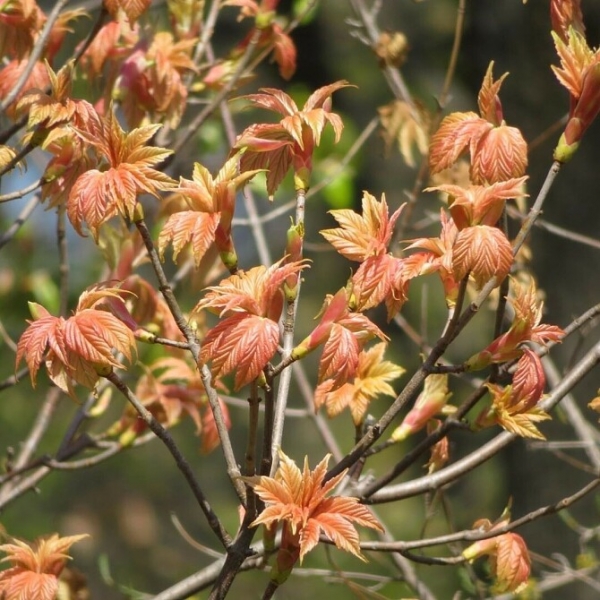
[[134, 218, 245, 501], [367, 339, 600, 503], [359, 475, 600, 552], [105, 370, 232, 549], [0, 195, 39, 250]]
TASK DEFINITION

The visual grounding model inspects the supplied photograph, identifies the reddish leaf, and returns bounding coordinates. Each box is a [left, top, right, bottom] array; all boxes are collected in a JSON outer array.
[[470, 124, 528, 184], [247, 451, 382, 565], [103, 0, 151, 23], [200, 313, 279, 389], [321, 192, 404, 262], [235, 81, 350, 193], [429, 112, 489, 174], [159, 211, 221, 265], [68, 109, 175, 238], [477, 62, 508, 125], [318, 323, 360, 388], [452, 225, 513, 288], [352, 254, 406, 313], [0, 534, 87, 600], [551, 0, 585, 42]]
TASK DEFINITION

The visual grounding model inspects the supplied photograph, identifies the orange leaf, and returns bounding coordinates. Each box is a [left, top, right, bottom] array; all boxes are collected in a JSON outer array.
[[68, 109, 175, 237], [247, 451, 382, 565], [477, 62, 508, 125], [318, 323, 360, 387], [159, 210, 221, 266], [321, 192, 404, 262], [352, 254, 406, 313], [429, 112, 490, 174], [0, 533, 87, 600], [452, 225, 513, 288], [470, 124, 528, 184], [200, 313, 279, 389], [16, 290, 137, 395], [103, 0, 151, 23], [551, 0, 585, 41]]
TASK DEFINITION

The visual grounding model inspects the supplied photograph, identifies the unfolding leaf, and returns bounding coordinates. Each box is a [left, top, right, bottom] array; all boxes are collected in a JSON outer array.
[[200, 313, 279, 389], [470, 124, 528, 185], [429, 64, 527, 184], [463, 524, 531, 595], [247, 451, 382, 567], [0, 533, 88, 600], [452, 225, 513, 289], [316, 342, 404, 425], [318, 323, 361, 388], [235, 81, 350, 193], [352, 254, 407, 314], [391, 374, 451, 441], [466, 279, 564, 368], [159, 211, 221, 265], [429, 112, 490, 174], [551, 0, 585, 42], [16, 289, 137, 396], [68, 109, 175, 238], [104, 0, 151, 23], [321, 192, 404, 262]]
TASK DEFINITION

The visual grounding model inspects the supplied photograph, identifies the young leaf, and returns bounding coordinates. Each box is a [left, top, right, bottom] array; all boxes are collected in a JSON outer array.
[[0, 533, 88, 600], [68, 109, 175, 238], [246, 450, 383, 571]]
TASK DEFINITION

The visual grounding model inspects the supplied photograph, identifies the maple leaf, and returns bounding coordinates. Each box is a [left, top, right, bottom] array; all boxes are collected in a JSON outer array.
[[427, 177, 528, 230], [317, 323, 361, 389], [315, 342, 405, 425], [551, 28, 600, 159], [195, 261, 307, 388], [292, 288, 387, 390], [466, 279, 564, 369], [115, 31, 198, 127], [452, 224, 513, 289], [79, 17, 139, 78], [134, 357, 204, 430], [224, 0, 297, 79], [378, 99, 429, 167], [247, 450, 383, 580], [0, 0, 44, 60], [321, 193, 409, 317], [17, 60, 100, 137], [404, 210, 460, 307], [16, 286, 137, 397], [463, 516, 530, 594], [351, 253, 408, 317], [104, 0, 151, 23], [477, 349, 550, 439], [234, 81, 350, 194], [551, 0, 585, 42], [391, 374, 452, 442], [0, 533, 87, 600], [429, 63, 527, 184], [321, 192, 404, 262], [68, 108, 176, 239], [0, 59, 50, 120], [200, 313, 280, 390], [159, 157, 262, 269]]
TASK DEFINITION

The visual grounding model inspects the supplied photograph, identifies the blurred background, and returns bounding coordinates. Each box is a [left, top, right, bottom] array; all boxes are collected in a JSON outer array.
[[1, 0, 600, 598]]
